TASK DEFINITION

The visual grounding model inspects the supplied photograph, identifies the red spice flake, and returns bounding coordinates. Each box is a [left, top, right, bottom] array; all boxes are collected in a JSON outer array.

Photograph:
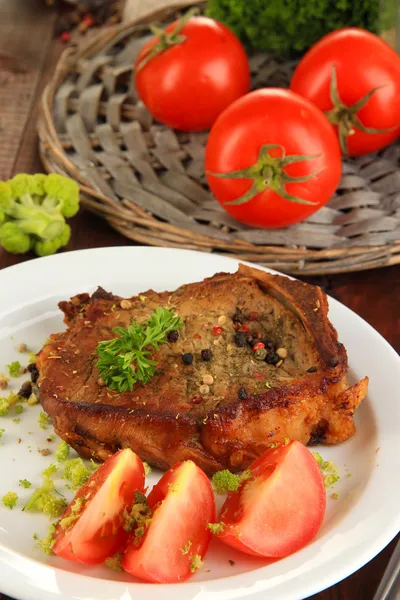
[[60, 31, 71, 43], [193, 334, 202, 340], [82, 15, 94, 27], [255, 373, 265, 380], [253, 342, 265, 352], [256, 331, 263, 339], [212, 326, 223, 336], [248, 312, 258, 321], [237, 323, 249, 333], [191, 395, 203, 404]]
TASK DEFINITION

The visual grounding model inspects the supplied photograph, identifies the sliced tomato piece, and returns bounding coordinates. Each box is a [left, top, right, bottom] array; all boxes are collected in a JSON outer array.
[[215, 441, 326, 558], [122, 460, 216, 583], [52, 448, 145, 565]]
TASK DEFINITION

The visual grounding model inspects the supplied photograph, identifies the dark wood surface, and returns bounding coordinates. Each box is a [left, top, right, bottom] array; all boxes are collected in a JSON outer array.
[[0, 1, 399, 598]]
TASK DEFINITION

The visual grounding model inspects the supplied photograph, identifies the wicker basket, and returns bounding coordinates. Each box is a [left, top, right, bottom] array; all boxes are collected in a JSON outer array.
[[38, 1, 400, 275]]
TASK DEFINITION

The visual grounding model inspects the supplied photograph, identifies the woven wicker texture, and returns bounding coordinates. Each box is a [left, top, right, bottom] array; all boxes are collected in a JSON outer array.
[[38, 1, 400, 275]]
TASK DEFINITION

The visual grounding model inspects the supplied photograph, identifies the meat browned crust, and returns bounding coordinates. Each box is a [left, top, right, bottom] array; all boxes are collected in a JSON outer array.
[[37, 264, 368, 474]]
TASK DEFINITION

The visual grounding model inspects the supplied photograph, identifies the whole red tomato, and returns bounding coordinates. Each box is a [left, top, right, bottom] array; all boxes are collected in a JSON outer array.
[[290, 28, 400, 156], [134, 13, 250, 132], [205, 89, 342, 229]]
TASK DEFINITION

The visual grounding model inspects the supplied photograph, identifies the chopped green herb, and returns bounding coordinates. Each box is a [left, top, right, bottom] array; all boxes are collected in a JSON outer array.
[[105, 552, 123, 571], [2, 491, 18, 509], [19, 479, 32, 488], [62, 458, 91, 489], [34, 523, 57, 555], [7, 361, 21, 378], [96, 307, 183, 392], [189, 554, 204, 573], [12, 417, 20, 423], [123, 492, 151, 536], [55, 440, 70, 462], [207, 522, 226, 535], [38, 412, 51, 429], [180, 540, 192, 555], [313, 453, 340, 488]]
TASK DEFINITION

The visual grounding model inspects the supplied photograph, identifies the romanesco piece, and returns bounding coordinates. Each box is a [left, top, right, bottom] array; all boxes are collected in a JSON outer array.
[[143, 462, 152, 476], [19, 479, 32, 488], [212, 470, 241, 494], [34, 223, 71, 257], [55, 440, 70, 462], [2, 491, 18, 509], [0, 398, 9, 416], [7, 361, 22, 378], [24, 476, 67, 517], [38, 411, 51, 429], [0, 428, 4, 438], [0, 173, 80, 257], [14, 403, 24, 414], [43, 463, 58, 478], [33, 522, 57, 555], [105, 552, 123, 572], [62, 458, 91, 489], [207, 522, 226, 535]]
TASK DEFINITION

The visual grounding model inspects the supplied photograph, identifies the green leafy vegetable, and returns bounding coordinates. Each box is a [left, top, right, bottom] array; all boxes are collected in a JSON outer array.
[[207, 0, 380, 56], [97, 307, 183, 392], [0, 173, 79, 256], [2, 491, 18, 509]]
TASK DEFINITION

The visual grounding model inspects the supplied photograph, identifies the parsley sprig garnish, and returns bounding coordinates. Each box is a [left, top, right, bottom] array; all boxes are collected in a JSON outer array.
[[96, 307, 183, 392]]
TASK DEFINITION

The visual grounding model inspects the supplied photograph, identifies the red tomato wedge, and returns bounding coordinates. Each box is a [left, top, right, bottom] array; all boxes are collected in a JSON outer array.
[[122, 460, 216, 583], [52, 449, 145, 565], [215, 441, 326, 558]]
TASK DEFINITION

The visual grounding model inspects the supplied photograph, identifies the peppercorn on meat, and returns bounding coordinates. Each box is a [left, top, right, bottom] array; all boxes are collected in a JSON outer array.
[[35, 264, 368, 474]]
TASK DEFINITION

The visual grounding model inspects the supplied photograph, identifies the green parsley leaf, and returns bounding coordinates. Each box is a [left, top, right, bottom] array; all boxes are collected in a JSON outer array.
[[97, 307, 183, 392]]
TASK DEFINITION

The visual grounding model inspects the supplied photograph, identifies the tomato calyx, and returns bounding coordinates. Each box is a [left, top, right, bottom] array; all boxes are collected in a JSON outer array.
[[325, 65, 395, 154], [207, 144, 321, 206], [135, 7, 199, 73]]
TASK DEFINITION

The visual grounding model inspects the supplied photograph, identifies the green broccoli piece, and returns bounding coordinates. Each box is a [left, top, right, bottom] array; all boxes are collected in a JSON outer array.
[[0, 398, 9, 416], [0, 223, 31, 254], [0, 428, 5, 438], [207, 522, 226, 535], [105, 552, 124, 572], [7, 361, 22, 377], [24, 476, 67, 517], [2, 491, 18, 509], [14, 403, 24, 415], [43, 463, 58, 478], [62, 458, 91, 489], [38, 411, 52, 429], [189, 554, 204, 573], [55, 440, 70, 462], [33, 522, 57, 555], [212, 470, 241, 494], [34, 223, 71, 257], [207, 0, 380, 56], [0, 173, 79, 256], [19, 479, 32, 488]]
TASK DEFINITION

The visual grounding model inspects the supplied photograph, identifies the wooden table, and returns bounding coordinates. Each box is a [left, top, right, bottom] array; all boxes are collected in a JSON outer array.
[[0, 1, 399, 598]]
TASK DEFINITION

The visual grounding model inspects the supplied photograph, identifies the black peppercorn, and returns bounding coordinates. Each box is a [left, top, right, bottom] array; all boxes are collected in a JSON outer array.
[[232, 310, 245, 323], [181, 353, 193, 365], [27, 362, 39, 383], [263, 339, 274, 350], [265, 352, 280, 365], [234, 332, 247, 347], [307, 366, 317, 373], [238, 386, 248, 400], [167, 330, 179, 343], [201, 349, 212, 361], [18, 381, 32, 399]]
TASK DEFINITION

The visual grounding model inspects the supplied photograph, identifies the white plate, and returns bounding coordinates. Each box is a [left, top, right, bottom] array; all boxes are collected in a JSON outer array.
[[0, 247, 399, 600]]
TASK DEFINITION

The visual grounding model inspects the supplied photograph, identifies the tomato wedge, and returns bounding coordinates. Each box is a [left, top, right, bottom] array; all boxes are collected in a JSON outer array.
[[122, 460, 216, 583], [214, 441, 326, 558], [52, 449, 145, 565]]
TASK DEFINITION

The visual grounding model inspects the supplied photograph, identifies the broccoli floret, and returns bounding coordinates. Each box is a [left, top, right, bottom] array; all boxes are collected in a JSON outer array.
[[38, 411, 52, 429], [0, 173, 79, 256], [34, 223, 71, 257], [43, 463, 58, 478], [55, 440, 70, 462], [7, 361, 22, 377], [43, 174, 80, 218], [207, 522, 226, 535], [0, 398, 9, 416], [189, 554, 204, 573], [24, 476, 67, 517], [212, 470, 241, 494], [2, 491, 18, 509], [62, 458, 91, 489], [105, 552, 123, 572]]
